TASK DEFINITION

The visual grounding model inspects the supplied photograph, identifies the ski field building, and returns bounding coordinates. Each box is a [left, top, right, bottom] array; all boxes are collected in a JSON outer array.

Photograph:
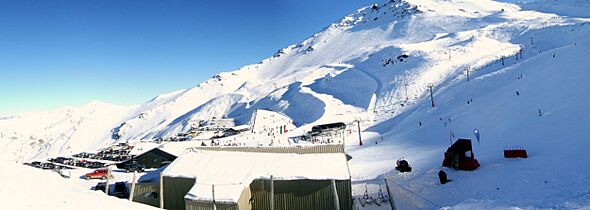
[[116, 147, 177, 169], [117, 141, 209, 169], [132, 145, 352, 210]]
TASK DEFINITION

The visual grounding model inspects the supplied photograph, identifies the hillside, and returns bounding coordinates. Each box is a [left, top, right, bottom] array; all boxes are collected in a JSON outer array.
[[1, 161, 158, 210], [1, 0, 590, 208], [0, 101, 132, 162]]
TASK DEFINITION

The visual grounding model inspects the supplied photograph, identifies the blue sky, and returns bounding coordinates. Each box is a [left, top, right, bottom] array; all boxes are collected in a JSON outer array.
[[0, 0, 375, 115]]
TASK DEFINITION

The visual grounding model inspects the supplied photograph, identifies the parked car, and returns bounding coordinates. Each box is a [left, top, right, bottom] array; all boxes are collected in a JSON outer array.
[[92, 182, 107, 192], [54, 157, 68, 164], [85, 161, 105, 169], [113, 182, 129, 198], [122, 161, 145, 173], [30, 161, 42, 168], [40, 162, 55, 170], [84, 169, 114, 180], [63, 158, 75, 166]]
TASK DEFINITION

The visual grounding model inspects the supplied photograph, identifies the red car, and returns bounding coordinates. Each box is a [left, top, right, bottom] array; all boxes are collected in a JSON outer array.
[[84, 169, 114, 180]]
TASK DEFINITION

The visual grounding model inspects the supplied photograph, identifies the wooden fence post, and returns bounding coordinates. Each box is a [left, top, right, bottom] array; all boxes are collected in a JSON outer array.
[[129, 171, 137, 202], [212, 184, 217, 210], [160, 173, 164, 209], [270, 175, 274, 210], [105, 167, 111, 195], [331, 180, 341, 210]]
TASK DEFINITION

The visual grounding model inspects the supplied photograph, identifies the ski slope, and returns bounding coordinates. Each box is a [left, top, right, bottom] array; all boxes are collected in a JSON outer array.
[[1, 0, 590, 209], [347, 24, 590, 208]]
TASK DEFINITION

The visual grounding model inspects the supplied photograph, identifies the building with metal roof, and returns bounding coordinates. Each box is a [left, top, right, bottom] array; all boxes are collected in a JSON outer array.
[[136, 145, 351, 210]]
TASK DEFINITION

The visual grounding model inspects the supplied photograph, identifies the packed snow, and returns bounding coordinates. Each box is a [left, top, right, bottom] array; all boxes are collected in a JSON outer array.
[[1, 0, 590, 209], [0, 161, 157, 210]]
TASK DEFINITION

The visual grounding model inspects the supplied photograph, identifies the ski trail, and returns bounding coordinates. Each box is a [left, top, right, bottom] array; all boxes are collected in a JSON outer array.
[[299, 86, 365, 121], [353, 66, 383, 119]]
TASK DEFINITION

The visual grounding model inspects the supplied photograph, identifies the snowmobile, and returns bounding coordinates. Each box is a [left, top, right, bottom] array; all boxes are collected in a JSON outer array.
[[395, 158, 412, 172]]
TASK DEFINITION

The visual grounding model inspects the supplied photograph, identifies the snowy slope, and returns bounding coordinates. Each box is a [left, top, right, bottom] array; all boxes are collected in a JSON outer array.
[[0, 101, 132, 162], [347, 24, 590, 209], [0, 161, 158, 210], [1, 0, 590, 208]]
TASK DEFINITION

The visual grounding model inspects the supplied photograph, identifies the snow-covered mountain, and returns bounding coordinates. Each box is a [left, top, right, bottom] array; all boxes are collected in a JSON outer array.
[[2, 0, 590, 207], [0, 0, 586, 161], [0, 101, 132, 162]]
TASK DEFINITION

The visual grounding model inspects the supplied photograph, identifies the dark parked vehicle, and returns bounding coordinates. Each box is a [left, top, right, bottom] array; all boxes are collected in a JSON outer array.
[[49, 157, 74, 165], [88, 162, 105, 169], [30, 161, 42, 168], [40, 163, 55, 170], [54, 157, 67, 164], [113, 182, 129, 198], [122, 161, 145, 173], [75, 160, 86, 167], [92, 182, 107, 192]]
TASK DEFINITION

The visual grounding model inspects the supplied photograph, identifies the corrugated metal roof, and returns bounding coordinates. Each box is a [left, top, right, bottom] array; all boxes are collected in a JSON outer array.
[[185, 144, 345, 154], [162, 148, 350, 203]]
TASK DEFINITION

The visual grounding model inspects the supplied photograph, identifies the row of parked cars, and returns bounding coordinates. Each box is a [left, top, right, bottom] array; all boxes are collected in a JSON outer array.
[[72, 143, 135, 162], [48, 157, 106, 169], [82, 161, 147, 181], [73, 152, 133, 162], [24, 161, 73, 170]]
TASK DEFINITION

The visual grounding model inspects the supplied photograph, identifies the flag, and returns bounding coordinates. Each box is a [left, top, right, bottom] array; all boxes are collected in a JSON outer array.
[[474, 129, 480, 144]]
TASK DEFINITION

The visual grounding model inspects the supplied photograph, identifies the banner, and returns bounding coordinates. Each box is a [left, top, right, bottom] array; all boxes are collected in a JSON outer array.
[[474, 129, 480, 144]]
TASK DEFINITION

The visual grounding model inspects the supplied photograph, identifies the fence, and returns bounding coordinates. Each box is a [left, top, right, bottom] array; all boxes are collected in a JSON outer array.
[[132, 182, 160, 207], [383, 178, 440, 210], [131, 178, 352, 210]]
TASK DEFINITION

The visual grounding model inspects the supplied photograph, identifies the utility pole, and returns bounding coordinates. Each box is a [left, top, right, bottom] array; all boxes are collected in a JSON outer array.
[[405, 84, 409, 101], [428, 85, 435, 107], [357, 120, 363, 146], [448, 49, 451, 60], [465, 66, 470, 82], [341, 130, 346, 145]]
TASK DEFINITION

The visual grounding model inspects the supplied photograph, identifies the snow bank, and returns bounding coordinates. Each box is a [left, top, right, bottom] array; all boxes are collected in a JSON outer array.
[[0, 161, 156, 210]]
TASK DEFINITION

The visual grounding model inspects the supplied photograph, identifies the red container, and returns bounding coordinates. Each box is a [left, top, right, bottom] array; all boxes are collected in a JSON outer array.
[[504, 149, 528, 158]]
